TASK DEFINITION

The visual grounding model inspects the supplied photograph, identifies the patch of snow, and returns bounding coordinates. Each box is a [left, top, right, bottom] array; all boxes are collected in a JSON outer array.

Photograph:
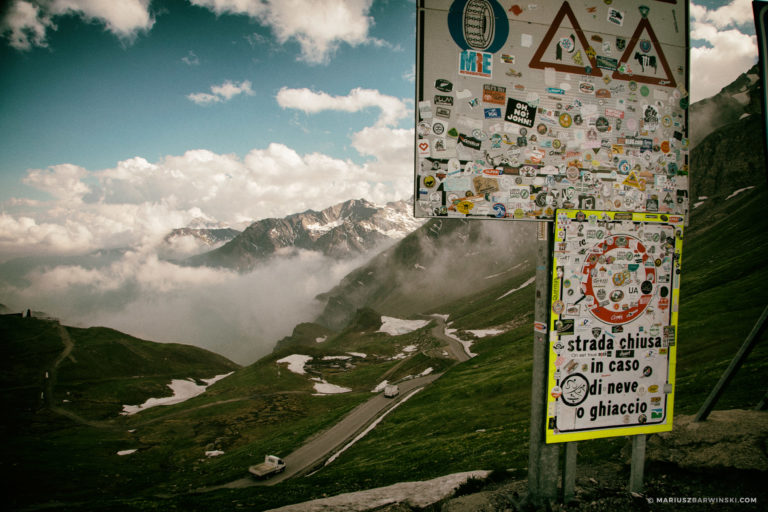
[[378, 316, 430, 335], [306, 219, 344, 234], [326, 387, 424, 467], [205, 450, 224, 457], [468, 328, 505, 338], [271, 470, 491, 511], [315, 336, 327, 343], [414, 263, 426, 270], [445, 329, 477, 358], [311, 378, 352, 395], [371, 380, 389, 393], [726, 186, 754, 200], [347, 352, 367, 358], [419, 367, 434, 376], [402, 345, 417, 353], [276, 354, 313, 375], [120, 372, 234, 416], [323, 355, 351, 361], [117, 449, 137, 456], [431, 313, 450, 321], [693, 201, 705, 209], [202, 373, 232, 386], [497, 276, 536, 300], [739, 112, 751, 120]]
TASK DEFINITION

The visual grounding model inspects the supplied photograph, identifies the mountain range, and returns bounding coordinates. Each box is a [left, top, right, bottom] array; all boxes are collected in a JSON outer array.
[[186, 198, 423, 271]]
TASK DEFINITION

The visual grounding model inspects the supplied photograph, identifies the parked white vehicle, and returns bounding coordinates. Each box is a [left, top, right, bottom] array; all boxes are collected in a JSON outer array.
[[248, 455, 286, 478]]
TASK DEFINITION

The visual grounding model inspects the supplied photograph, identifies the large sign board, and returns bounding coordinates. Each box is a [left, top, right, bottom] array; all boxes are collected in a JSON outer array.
[[414, 0, 689, 221], [545, 210, 683, 442]]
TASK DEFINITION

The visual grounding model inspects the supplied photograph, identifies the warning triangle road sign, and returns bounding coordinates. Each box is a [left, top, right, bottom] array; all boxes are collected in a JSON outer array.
[[612, 17, 677, 87], [529, 1, 602, 77]]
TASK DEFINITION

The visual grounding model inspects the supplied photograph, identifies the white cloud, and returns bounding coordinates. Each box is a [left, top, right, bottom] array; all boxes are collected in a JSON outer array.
[[403, 65, 415, 83], [2, 131, 412, 259], [276, 87, 409, 127], [190, 0, 376, 64], [0, 245, 368, 364], [0, 1, 51, 50], [0, 0, 154, 50], [23, 163, 92, 202], [182, 50, 199, 66], [690, 0, 758, 102], [694, 0, 755, 28], [187, 79, 254, 105]]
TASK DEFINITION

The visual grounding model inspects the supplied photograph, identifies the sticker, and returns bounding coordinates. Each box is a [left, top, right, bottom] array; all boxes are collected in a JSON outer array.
[[607, 8, 625, 27], [435, 78, 453, 92], [456, 200, 474, 214], [483, 84, 506, 104], [504, 98, 536, 128], [459, 50, 493, 78]]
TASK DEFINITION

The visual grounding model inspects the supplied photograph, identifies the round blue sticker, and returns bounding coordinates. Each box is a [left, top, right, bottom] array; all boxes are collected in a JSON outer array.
[[447, 0, 509, 53]]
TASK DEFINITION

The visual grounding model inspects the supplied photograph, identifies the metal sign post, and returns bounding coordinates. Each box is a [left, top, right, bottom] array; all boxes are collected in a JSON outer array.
[[527, 221, 559, 505]]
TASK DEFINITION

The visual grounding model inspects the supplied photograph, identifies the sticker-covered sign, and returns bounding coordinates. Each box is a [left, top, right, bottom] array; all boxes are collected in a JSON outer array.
[[545, 209, 683, 443], [414, 0, 689, 221]]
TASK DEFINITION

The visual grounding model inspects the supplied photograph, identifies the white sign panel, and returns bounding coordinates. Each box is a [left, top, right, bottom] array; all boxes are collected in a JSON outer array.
[[414, 0, 689, 221]]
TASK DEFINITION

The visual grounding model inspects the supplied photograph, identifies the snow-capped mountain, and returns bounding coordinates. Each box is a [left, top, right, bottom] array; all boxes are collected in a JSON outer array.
[[163, 226, 241, 248], [187, 198, 424, 271]]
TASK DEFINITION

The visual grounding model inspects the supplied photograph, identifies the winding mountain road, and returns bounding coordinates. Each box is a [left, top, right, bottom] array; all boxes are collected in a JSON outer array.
[[199, 372, 441, 492], [197, 316, 468, 492], [428, 315, 472, 363]]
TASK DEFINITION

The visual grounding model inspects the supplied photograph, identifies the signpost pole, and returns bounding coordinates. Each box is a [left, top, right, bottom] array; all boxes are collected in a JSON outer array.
[[562, 442, 578, 503], [629, 434, 647, 493], [527, 221, 559, 505]]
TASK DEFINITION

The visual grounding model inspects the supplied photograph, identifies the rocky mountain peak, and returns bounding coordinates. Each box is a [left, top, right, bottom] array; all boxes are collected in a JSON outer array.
[[186, 198, 424, 271]]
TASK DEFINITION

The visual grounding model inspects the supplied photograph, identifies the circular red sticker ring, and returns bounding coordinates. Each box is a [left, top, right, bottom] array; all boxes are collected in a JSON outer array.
[[581, 235, 655, 325]]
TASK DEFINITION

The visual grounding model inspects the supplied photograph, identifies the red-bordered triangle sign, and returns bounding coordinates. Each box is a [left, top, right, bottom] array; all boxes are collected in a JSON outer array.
[[529, 1, 602, 77], [612, 17, 677, 87]]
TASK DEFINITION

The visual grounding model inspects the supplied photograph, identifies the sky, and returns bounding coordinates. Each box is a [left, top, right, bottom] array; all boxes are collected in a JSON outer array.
[[0, 0, 762, 363]]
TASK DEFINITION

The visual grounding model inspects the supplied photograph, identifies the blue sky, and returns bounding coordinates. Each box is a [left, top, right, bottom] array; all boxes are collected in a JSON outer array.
[[0, 0, 415, 209]]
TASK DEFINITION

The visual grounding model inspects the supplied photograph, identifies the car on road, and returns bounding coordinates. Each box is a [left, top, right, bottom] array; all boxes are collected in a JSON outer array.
[[384, 384, 399, 398], [248, 455, 285, 479]]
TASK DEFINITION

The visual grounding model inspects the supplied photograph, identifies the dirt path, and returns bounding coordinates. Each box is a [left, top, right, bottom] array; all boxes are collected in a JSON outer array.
[[44, 324, 119, 429]]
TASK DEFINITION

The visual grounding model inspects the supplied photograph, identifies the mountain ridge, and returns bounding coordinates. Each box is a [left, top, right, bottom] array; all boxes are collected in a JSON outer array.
[[186, 198, 424, 271]]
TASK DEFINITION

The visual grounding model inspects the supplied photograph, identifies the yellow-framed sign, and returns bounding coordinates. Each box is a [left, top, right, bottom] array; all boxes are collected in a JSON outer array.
[[546, 209, 683, 443]]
